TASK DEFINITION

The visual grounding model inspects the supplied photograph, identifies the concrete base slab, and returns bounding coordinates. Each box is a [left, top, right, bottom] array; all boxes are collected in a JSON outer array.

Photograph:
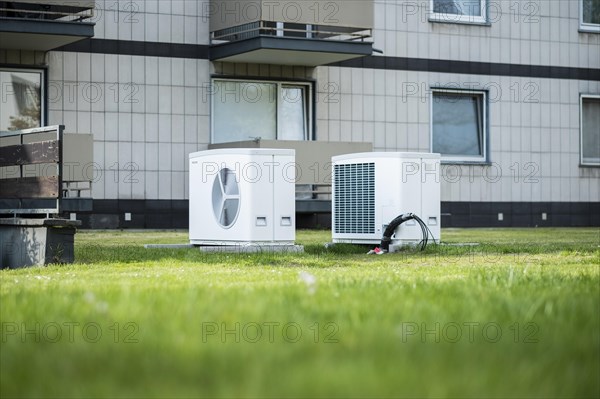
[[144, 244, 195, 249], [144, 243, 304, 253], [198, 245, 304, 254], [326, 242, 425, 253]]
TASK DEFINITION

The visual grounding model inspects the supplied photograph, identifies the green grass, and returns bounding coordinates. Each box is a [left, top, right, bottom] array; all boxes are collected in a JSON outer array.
[[1, 228, 599, 398]]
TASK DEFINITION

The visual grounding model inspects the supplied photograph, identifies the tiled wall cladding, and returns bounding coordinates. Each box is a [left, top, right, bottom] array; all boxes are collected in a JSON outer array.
[[374, 0, 599, 68], [45, 52, 213, 201], [0, 0, 598, 205], [92, 0, 210, 45]]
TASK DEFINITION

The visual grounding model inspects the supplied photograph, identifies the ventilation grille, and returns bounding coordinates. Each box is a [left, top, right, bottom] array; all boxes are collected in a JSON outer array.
[[334, 163, 375, 234]]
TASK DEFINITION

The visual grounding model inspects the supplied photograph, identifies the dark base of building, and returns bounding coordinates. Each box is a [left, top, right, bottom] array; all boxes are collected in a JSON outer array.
[[66, 200, 600, 230]]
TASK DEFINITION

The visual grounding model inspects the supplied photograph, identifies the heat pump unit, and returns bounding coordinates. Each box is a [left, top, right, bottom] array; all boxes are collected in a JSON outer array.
[[189, 149, 295, 246], [332, 152, 441, 246]]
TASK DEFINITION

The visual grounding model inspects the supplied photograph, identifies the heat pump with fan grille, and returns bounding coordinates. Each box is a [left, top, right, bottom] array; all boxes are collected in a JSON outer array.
[[189, 149, 295, 246], [332, 152, 441, 246]]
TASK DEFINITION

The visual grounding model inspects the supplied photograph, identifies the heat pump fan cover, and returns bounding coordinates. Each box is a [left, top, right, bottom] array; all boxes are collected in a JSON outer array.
[[212, 168, 241, 228]]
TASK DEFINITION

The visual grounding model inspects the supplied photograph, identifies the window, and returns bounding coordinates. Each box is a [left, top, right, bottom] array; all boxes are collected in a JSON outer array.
[[212, 79, 311, 144], [581, 95, 600, 166], [431, 90, 487, 163], [581, 0, 600, 32], [0, 68, 44, 132], [430, 0, 487, 24]]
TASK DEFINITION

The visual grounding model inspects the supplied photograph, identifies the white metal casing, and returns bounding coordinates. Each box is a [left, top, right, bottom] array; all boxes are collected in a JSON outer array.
[[189, 149, 296, 245], [332, 152, 441, 245]]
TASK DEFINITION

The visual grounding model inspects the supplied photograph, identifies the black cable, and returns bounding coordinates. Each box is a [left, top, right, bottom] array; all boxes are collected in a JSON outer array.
[[416, 216, 428, 250], [414, 215, 427, 250], [416, 216, 431, 250], [414, 215, 438, 246]]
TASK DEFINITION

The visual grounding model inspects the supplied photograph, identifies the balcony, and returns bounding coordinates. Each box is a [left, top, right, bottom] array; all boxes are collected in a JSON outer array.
[[208, 0, 374, 66], [0, 1, 95, 51]]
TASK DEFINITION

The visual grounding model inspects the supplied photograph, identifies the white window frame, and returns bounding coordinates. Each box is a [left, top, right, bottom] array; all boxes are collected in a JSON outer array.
[[430, 89, 488, 163], [0, 67, 45, 133], [429, 0, 487, 25], [580, 0, 600, 33], [210, 78, 313, 144], [580, 94, 600, 166]]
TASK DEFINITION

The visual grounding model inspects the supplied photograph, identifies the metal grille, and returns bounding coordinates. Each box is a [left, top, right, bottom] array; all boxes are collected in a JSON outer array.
[[212, 22, 260, 42], [334, 163, 375, 234]]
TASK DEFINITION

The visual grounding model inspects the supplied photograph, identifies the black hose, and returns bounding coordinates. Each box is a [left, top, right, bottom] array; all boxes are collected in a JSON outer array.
[[379, 213, 438, 252], [380, 213, 414, 252]]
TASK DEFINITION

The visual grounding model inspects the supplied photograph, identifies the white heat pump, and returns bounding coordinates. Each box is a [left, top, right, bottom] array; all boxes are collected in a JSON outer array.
[[332, 152, 441, 246], [189, 149, 296, 246]]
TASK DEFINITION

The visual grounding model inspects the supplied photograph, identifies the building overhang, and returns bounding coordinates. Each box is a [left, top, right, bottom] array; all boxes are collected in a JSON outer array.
[[0, 18, 94, 51], [210, 36, 373, 66]]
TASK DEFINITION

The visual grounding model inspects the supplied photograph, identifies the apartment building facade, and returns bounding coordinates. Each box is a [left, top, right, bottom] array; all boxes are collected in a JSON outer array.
[[1, 0, 599, 228]]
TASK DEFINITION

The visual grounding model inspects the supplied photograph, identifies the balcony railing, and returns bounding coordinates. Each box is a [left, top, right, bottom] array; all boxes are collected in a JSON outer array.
[[211, 21, 372, 45], [0, 1, 94, 22], [0, 1, 95, 51]]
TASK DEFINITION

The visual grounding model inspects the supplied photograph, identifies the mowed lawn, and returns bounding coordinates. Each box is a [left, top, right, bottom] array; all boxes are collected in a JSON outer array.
[[1, 228, 599, 398]]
